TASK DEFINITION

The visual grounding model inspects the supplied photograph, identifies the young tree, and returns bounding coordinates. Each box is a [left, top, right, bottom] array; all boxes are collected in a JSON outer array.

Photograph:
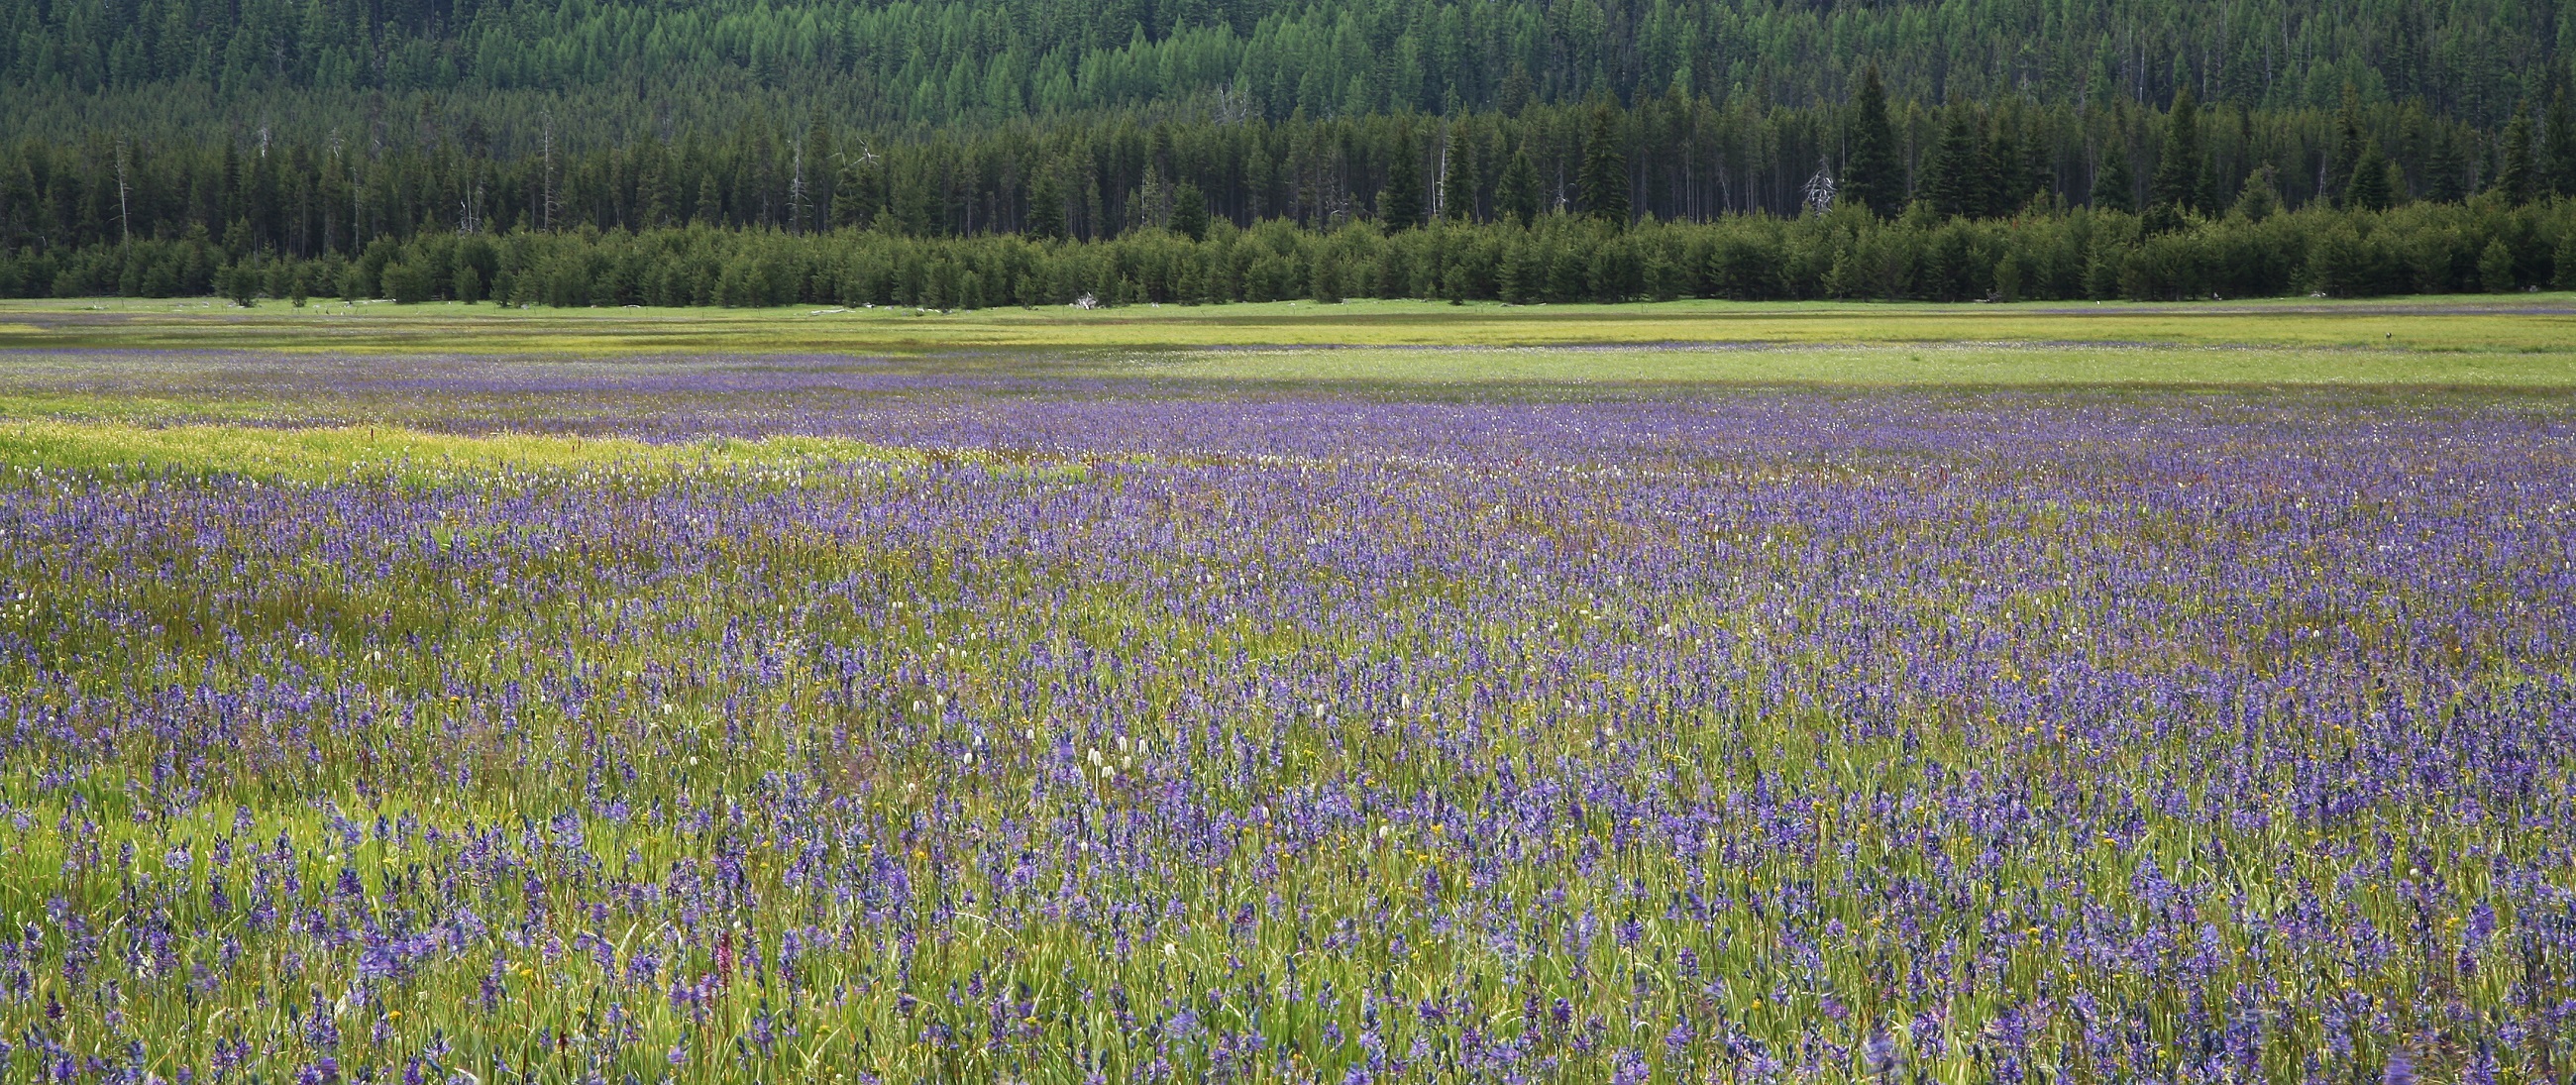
[[1842, 64, 1905, 218], [2230, 164, 2280, 222], [2343, 142, 2395, 211], [2091, 142, 2136, 212], [1578, 104, 1630, 226], [1496, 147, 1541, 226]]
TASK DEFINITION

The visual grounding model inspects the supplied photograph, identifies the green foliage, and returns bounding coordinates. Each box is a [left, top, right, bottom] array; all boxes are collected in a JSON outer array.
[[1495, 149, 1541, 227], [1920, 107, 1989, 220], [2500, 109, 2538, 204], [2093, 145, 2138, 214], [1579, 105, 1629, 227], [2150, 86, 2204, 215], [1169, 181, 1210, 242], [1842, 65, 1904, 219], [15, 198, 2558, 311], [7, 0, 2564, 151], [1380, 130, 1424, 232]]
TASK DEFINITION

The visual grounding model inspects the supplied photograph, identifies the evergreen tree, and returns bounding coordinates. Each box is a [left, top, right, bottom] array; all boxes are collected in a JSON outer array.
[[1842, 64, 1905, 218], [1578, 105, 1630, 226], [1496, 148, 1541, 226], [805, 110, 834, 234], [2091, 143, 2135, 212], [1440, 118, 1479, 222], [1498, 64, 1535, 117], [2343, 142, 2395, 211], [2424, 130, 2467, 202], [1026, 169, 1065, 240], [2547, 89, 2576, 197], [1169, 180, 1210, 240], [695, 173, 723, 225], [2498, 107, 2536, 204], [1986, 111, 2030, 216], [1380, 130, 1424, 231], [832, 155, 883, 230], [2326, 84, 2365, 205], [2149, 85, 2202, 214], [635, 151, 670, 228], [1920, 107, 1987, 219], [2230, 164, 2279, 222]]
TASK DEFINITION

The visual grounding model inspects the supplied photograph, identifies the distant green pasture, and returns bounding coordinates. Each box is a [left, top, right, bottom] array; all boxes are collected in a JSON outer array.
[[3, 294, 2575, 359]]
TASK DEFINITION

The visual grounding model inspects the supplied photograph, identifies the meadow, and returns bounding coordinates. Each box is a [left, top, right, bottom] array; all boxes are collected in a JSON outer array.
[[0, 298, 2570, 1084]]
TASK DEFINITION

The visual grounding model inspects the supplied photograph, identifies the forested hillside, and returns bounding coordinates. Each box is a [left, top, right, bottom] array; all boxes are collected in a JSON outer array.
[[6, 0, 2572, 146], [4, 0, 2576, 304]]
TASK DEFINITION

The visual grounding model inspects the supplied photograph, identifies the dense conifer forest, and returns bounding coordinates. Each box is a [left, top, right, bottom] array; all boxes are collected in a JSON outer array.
[[4, 0, 2575, 303]]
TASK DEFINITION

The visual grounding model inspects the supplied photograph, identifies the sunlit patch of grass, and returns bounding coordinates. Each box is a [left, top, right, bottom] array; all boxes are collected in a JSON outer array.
[[5, 294, 2576, 357], [0, 418, 916, 483]]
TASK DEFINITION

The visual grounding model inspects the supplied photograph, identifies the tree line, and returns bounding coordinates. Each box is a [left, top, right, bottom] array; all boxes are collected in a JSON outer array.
[[13, 194, 2574, 307], [5, 0, 2574, 150], [10, 83, 2576, 260]]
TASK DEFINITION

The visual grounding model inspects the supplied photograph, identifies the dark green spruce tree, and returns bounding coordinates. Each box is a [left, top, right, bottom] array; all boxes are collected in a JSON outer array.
[[1919, 106, 1987, 219], [1495, 147, 1541, 226], [2149, 85, 2202, 214], [1579, 104, 1630, 226], [1441, 117, 1479, 222], [1026, 169, 1065, 240], [2546, 89, 2576, 197], [2497, 106, 2536, 204], [2343, 142, 2395, 211], [1169, 181, 1210, 240], [2091, 142, 2136, 212], [1842, 64, 1905, 218], [1380, 129, 1424, 231]]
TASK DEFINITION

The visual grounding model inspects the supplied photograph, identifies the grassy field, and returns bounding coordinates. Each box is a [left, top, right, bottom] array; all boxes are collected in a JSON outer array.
[[4, 294, 2576, 372]]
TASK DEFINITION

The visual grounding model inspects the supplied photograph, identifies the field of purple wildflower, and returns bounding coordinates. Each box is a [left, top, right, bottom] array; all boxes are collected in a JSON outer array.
[[0, 351, 2572, 1084]]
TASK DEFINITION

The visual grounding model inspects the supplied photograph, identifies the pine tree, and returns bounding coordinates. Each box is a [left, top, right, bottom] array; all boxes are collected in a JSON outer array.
[[832, 154, 883, 230], [2424, 130, 2467, 202], [1440, 117, 1479, 222], [2344, 142, 2394, 211], [1169, 180, 1210, 240], [2546, 89, 2576, 197], [1380, 129, 1424, 231], [2498, 107, 2536, 204], [1578, 104, 1630, 226], [1026, 169, 1064, 240], [2326, 84, 2365, 206], [1920, 107, 1986, 219], [1842, 64, 1905, 218], [805, 111, 834, 234], [2230, 164, 2280, 222], [2091, 143, 2136, 212], [1496, 148, 1541, 226], [2149, 85, 2202, 214], [1498, 64, 1535, 117], [695, 173, 723, 225]]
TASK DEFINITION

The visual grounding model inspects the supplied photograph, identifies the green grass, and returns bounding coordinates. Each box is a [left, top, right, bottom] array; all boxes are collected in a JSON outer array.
[[0, 418, 920, 483], [5, 293, 2576, 359]]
